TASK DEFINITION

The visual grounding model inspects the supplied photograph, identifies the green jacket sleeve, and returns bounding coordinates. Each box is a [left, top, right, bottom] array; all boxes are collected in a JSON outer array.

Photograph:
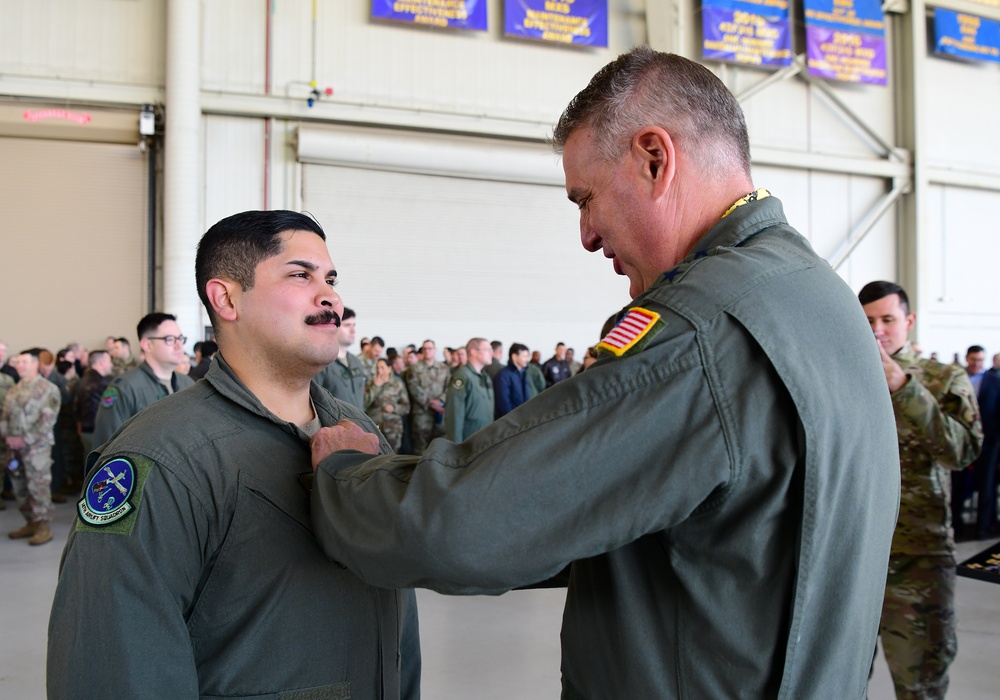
[[48, 456, 210, 698], [311, 328, 733, 595], [444, 375, 467, 443], [92, 381, 135, 447]]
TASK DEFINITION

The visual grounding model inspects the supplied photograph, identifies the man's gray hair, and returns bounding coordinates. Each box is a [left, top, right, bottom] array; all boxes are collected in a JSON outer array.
[[552, 46, 751, 177]]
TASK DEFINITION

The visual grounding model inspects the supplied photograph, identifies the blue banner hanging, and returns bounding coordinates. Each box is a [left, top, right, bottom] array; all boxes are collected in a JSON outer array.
[[504, 0, 608, 47], [702, 0, 793, 68], [934, 8, 1000, 63], [372, 0, 489, 31]]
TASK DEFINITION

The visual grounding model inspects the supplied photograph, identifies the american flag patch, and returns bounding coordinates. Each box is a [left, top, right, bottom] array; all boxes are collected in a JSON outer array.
[[597, 307, 662, 357]]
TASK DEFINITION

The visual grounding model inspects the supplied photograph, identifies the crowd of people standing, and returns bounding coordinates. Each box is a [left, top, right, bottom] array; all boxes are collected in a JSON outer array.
[[0, 315, 595, 545]]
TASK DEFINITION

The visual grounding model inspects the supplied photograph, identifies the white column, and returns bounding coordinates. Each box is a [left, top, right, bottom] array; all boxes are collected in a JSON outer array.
[[162, 0, 203, 348]]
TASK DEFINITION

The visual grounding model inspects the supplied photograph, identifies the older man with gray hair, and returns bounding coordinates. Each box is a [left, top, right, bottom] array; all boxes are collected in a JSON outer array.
[[307, 47, 900, 699]]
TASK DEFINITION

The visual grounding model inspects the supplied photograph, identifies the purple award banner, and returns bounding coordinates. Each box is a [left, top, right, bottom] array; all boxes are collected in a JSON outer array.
[[504, 0, 608, 47], [804, 0, 887, 85], [372, 0, 488, 31], [701, 0, 793, 68]]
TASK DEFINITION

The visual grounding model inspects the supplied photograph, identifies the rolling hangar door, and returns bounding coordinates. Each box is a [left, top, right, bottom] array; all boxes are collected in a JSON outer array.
[[0, 104, 150, 354], [297, 125, 630, 356]]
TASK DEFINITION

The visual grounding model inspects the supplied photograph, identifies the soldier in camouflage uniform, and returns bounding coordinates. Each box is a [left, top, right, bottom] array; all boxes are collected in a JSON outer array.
[[0, 371, 13, 511], [405, 339, 451, 454], [0, 349, 62, 545], [860, 281, 983, 700], [110, 337, 141, 378], [357, 336, 384, 381], [365, 358, 410, 452]]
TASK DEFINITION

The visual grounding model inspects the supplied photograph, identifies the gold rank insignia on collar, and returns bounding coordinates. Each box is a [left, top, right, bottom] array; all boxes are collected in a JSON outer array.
[[722, 187, 771, 219]]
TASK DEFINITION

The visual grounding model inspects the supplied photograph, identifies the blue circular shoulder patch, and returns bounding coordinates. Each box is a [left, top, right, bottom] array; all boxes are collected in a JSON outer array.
[[78, 458, 137, 526]]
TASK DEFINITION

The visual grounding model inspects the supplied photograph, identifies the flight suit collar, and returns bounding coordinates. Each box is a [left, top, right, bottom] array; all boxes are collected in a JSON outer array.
[[205, 354, 350, 439], [691, 193, 787, 257], [138, 360, 182, 392]]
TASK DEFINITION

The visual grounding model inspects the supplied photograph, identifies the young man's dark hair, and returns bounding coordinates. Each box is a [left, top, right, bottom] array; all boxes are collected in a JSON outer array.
[[858, 281, 910, 314], [491, 340, 502, 351], [195, 210, 326, 329], [370, 336, 385, 348], [508, 343, 528, 359], [88, 349, 109, 366], [115, 337, 130, 347], [341, 307, 355, 322], [968, 345, 985, 355], [137, 312, 178, 340], [201, 340, 219, 358]]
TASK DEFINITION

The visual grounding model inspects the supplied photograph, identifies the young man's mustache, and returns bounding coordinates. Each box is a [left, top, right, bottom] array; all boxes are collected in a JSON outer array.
[[305, 310, 341, 327]]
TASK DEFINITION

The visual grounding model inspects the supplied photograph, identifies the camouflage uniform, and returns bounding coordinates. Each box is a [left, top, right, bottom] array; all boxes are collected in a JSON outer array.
[[405, 360, 451, 454], [111, 355, 140, 379], [881, 342, 983, 700], [357, 355, 377, 381], [0, 373, 13, 509], [365, 376, 410, 453], [0, 373, 13, 410], [0, 375, 61, 524]]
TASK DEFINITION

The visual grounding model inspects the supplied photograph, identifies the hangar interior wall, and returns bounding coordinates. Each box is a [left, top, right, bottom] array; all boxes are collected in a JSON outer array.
[[0, 135, 148, 353], [1, 0, 999, 359]]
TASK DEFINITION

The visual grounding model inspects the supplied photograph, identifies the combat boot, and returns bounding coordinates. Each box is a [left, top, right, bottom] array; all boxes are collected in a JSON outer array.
[[8, 521, 37, 539], [29, 521, 52, 546]]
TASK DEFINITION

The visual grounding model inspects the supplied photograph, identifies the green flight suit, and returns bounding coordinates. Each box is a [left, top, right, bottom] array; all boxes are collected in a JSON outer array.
[[525, 363, 545, 397], [309, 195, 900, 699], [315, 352, 367, 410], [48, 355, 420, 699], [92, 361, 194, 447], [444, 364, 495, 443]]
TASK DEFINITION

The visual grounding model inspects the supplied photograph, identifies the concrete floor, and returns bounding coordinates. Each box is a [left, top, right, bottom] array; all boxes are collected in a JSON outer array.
[[2, 499, 997, 699]]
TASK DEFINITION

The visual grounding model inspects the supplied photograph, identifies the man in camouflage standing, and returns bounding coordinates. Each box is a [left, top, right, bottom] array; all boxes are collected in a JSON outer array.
[[405, 339, 450, 454], [1, 348, 62, 545], [860, 281, 983, 700], [364, 357, 410, 453], [110, 337, 140, 378], [0, 367, 13, 511]]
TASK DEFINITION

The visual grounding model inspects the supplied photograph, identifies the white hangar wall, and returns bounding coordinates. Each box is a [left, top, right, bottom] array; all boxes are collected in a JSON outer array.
[[919, 47, 1000, 359], [0, 0, 999, 359]]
